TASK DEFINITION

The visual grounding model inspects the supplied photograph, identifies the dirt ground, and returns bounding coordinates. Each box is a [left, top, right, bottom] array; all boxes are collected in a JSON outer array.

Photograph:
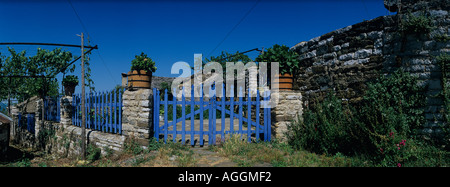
[[0, 144, 271, 167]]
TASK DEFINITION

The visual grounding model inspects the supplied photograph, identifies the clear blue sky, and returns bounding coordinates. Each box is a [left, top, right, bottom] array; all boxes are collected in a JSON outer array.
[[0, 0, 389, 93]]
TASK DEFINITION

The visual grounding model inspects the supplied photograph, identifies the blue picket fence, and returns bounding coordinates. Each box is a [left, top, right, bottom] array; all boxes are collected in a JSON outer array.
[[72, 90, 123, 134], [17, 113, 35, 134], [153, 84, 271, 146], [44, 95, 61, 122]]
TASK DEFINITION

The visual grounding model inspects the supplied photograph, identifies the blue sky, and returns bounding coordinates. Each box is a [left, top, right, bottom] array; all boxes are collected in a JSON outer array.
[[0, 0, 389, 92]]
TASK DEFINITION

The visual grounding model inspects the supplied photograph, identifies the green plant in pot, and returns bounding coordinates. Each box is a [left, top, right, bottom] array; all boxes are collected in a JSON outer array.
[[62, 75, 79, 96], [255, 44, 300, 91], [128, 52, 157, 89]]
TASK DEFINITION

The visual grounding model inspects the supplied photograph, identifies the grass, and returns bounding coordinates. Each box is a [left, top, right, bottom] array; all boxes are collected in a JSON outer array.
[[6, 134, 445, 167], [212, 135, 369, 167], [2, 138, 369, 167]]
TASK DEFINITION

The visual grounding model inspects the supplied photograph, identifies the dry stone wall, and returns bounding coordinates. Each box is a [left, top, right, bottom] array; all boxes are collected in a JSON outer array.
[[271, 91, 302, 141], [122, 88, 153, 146], [291, 0, 449, 138]]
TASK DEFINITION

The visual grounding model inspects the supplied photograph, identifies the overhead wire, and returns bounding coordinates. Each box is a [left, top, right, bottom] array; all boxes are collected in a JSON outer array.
[[206, 0, 260, 59], [67, 0, 119, 86]]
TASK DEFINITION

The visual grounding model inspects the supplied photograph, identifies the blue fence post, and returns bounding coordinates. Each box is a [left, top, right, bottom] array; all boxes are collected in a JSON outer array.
[[268, 90, 271, 141], [164, 89, 168, 143], [114, 90, 118, 134], [88, 93, 91, 129], [172, 87, 177, 143], [96, 92, 99, 131], [199, 84, 204, 146], [208, 84, 213, 144], [72, 94, 75, 126], [107, 91, 110, 132], [103, 92, 105, 132], [154, 88, 160, 141], [190, 84, 195, 146], [247, 87, 251, 142], [238, 87, 243, 137], [181, 86, 186, 144], [230, 85, 234, 136], [263, 90, 267, 141], [221, 83, 225, 141], [212, 84, 217, 145], [256, 89, 260, 142], [74, 94, 77, 127], [119, 88, 124, 134]]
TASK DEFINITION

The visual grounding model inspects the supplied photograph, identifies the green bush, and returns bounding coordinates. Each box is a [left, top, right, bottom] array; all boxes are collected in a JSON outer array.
[[62, 75, 79, 86], [255, 44, 300, 75], [130, 52, 157, 73], [286, 94, 354, 155], [401, 12, 434, 35], [286, 69, 449, 166], [86, 144, 102, 162]]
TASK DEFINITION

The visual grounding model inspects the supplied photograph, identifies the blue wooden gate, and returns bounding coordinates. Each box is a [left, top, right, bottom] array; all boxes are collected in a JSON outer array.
[[153, 84, 271, 146], [72, 90, 123, 134], [17, 113, 35, 134]]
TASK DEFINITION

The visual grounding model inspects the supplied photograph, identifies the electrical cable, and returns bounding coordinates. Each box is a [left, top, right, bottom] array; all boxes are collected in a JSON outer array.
[[206, 0, 260, 59]]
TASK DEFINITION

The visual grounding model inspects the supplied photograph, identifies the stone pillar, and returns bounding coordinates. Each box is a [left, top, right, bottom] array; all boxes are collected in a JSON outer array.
[[60, 96, 73, 127], [34, 99, 43, 140], [122, 88, 153, 146], [271, 90, 303, 142]]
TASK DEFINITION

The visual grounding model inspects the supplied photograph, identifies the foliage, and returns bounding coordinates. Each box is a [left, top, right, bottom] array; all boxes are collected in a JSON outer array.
[[62, 75, 79, 86], [286, 94, 354, 154], [401, 12, 434, 35], [285, 69, 449, 166], [359, 69, 426, 138], [0, 47, 74, 101], [433, 34, 450, 42], [130, 52, 157, 73], [37, 125, 56, 150], [204, 50, 253, 70], [255, 44, 300, 75], [124, 136, 146, 155], [215, 134, 361, 167], [436, 53, 450, 148], [160, 82, 172, 98], [86, 144, 102, 162]]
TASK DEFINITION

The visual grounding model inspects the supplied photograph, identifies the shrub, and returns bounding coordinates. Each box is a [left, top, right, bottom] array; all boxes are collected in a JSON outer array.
[[62, 75, 79, 86], [358, 69, 426, 150], [286, 94, 355, 155], [130, 52, 157, 73], [255, 44, 300, 75], [436, 53, 450, 149], [401, 12, 434, 35], [286, 69, 441, 166], [86, 144, 102, 162]]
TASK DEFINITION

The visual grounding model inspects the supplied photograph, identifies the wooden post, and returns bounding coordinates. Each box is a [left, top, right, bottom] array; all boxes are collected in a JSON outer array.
[[79, 32, 86, 160]]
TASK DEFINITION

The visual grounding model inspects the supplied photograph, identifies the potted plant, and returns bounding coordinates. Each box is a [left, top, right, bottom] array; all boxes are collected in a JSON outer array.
[[62, 75, 79, 96], [128, 52, 157, 89], [255, 44, 300, 91]]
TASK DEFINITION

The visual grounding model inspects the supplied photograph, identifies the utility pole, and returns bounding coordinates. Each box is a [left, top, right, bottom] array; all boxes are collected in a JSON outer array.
[[77, 32, 86, 160]]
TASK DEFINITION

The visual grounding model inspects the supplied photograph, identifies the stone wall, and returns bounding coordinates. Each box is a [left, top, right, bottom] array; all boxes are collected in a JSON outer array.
[[122, 88, 153, 146], [271, 91, 302, 141], [290, 0, 449, 137], [9, 93, 142, 157]]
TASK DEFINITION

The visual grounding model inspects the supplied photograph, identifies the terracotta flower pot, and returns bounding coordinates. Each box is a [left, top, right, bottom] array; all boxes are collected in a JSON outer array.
[[275, 73, 293, 91], [64, 84, 77, 96], [128, 70, 152, 89]]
